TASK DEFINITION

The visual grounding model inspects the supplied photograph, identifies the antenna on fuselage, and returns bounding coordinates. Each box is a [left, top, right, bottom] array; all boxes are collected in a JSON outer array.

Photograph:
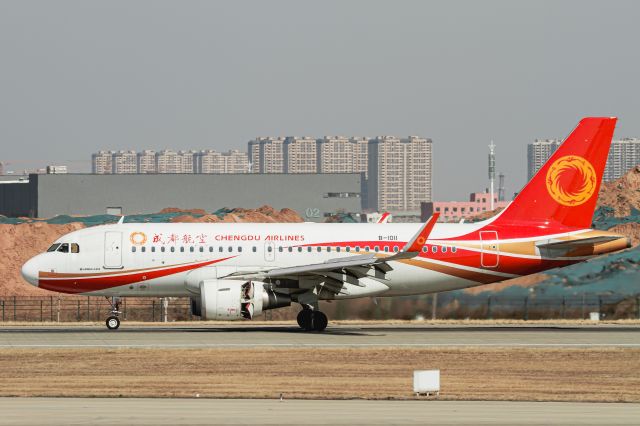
[[117, 216, 125, 225]]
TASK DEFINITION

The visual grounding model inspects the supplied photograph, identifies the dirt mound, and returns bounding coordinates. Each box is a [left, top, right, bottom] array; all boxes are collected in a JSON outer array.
[[170, 206, 303, 223], [159, 207, 208, 215], [598, 165, 640, 216]]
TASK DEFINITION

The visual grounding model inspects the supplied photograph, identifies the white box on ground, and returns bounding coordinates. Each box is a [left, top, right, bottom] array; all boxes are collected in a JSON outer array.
[[413, 370, 440, 395], [589, 312, 600, 321]]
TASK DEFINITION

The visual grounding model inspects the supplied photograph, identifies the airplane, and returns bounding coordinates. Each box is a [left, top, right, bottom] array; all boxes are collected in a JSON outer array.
[[21, 117, 630, 331]]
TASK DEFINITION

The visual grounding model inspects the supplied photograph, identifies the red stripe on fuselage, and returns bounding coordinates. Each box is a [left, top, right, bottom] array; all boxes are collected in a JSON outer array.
[[38, 256, 235, 294]]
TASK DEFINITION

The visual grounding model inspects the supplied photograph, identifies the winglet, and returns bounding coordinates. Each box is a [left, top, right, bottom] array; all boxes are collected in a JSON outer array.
[[403, 212, 439, 253], [377, 212, 391, 224]]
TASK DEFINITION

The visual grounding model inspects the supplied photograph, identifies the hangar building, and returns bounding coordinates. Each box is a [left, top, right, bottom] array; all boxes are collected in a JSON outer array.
[[0, 173, 363, 222]]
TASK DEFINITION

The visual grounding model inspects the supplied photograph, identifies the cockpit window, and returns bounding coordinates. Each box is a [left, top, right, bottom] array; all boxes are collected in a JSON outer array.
[[71, 243, 80, 253], [57, 243, 69, 253], [47, 244, 61, 252]]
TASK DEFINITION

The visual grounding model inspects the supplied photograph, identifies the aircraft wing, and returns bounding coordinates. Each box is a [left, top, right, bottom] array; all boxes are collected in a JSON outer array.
[[536, 236, 622, 257], [220, 213, 440, 292]]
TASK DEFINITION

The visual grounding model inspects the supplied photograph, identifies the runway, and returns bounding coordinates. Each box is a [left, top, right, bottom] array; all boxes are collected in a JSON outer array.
[[0, 323, 638, 348], [0, 398, 638, 425]]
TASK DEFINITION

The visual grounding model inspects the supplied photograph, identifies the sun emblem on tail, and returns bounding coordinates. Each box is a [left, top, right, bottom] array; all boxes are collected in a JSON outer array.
[[546, 156, 597, 206]]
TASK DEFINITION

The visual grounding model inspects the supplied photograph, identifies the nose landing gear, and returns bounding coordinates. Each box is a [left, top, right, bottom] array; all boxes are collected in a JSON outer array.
[[105, 297, 122, 330]]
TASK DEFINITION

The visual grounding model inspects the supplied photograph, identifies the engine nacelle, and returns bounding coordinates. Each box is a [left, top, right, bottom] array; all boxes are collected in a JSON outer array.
[[190, 279, 290, 320]]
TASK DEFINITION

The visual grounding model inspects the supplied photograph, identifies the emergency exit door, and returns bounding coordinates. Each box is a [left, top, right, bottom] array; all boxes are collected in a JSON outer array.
[[104, 232, 123, 269], [479, 231, 499, 268]]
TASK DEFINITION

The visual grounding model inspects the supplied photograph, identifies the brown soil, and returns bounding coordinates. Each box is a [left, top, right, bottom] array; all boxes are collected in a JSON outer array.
[[598, 165, 640, 217], [0, 347, 637, 401]]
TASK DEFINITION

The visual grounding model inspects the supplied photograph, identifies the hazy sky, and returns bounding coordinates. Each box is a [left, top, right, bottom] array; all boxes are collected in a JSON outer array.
[[1, 1, 638, 199]]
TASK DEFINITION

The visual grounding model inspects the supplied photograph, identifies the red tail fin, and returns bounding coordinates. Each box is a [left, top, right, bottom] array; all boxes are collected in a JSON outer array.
[[493, 117, 617, 230]]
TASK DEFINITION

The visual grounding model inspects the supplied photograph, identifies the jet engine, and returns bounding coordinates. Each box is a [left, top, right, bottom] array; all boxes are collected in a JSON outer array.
[[190, 279, 291, 320]]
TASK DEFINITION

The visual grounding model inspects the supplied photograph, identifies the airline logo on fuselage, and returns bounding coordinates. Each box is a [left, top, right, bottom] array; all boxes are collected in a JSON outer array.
[[130, 232, 147, 246], [545, 155, 596, 206]]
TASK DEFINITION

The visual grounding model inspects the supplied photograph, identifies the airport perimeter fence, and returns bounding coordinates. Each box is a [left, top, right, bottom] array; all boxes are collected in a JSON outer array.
[[0, 293, 639, 323]]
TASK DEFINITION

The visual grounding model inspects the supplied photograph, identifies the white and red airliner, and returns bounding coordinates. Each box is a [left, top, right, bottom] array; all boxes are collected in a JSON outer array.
[[21, 117, 630, 330]]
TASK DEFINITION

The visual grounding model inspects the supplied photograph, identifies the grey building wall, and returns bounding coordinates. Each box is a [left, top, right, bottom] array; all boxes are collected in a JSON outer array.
[[31, 173, 363, 222], [0, 180, 36, 217]]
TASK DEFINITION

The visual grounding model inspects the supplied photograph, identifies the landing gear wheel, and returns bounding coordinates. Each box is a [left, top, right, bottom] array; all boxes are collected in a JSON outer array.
[[106, 316, 120, 330], [312, 311, 328, 332], [297, 309, 313, 330], [296, 309, 328, 332]]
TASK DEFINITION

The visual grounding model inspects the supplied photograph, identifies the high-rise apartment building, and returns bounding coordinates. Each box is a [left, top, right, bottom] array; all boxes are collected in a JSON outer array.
[[196, 149, 249, 174], [527, 139, 562, 180], [527, 138, 640, 182], [604, 138, 640, 181], [247, 137, 285, 173], [316, 136, 369, 177], [112, 150, 137, 174], [179, 150, 196, 174], [284, 137, 317, 173], [91, 151, 114, 174], [155, 150, 182, 174], [137, 150, 156, 174], [367, 136, 433, 212]]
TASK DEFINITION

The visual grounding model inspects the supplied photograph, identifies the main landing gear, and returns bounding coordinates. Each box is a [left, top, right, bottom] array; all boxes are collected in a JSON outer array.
[[297, 307, 328, 332], [105, 297, 122, 330]]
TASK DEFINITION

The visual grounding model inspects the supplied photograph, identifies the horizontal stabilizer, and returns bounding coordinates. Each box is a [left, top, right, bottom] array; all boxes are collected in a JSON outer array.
[[536, 236, 622, 257]]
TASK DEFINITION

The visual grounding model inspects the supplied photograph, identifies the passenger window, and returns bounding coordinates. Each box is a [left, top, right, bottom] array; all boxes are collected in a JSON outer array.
[[132, 246, 136, 253], [180, 247, 184, 253], [252, 246, 257, 253], [298, 247, 303, 252], [355, 247, 360, 252], [199, 246, 204, 253], [47, 243, 61, 252], [365, 246, 370, 252], [327, 247, 332, 252], [71, 243, 80, 253], [238, 247, 242, 252], [209, 246, 213, 252], [288, 247, 293, 252], [384, 246, 389, 253], [345, 247, 350, 252], [161, 247, 165, 253], [170, 247, 175, 253], [268, 246, 273, 252], [336, 247, 341, 252], [442, 246, 447, 253], [278, 246, 283, 252], [228, 246, 233, 252], [190, 247, 194, 252], [219, 247, 223, 252], [452, 247, 457, 253], [393, 246, 399, 253], [432, 246, 437, 253], [151, 246, 155, 253], [57, 243, 69, 253], [141, 246, 146, 253], [317, 247, 322, 252], [374, 246, 379, 252], [422, 246, 428, 253]]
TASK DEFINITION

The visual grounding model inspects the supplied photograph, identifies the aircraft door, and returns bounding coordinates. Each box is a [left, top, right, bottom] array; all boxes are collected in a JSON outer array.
[[104, 231, 123, 269], [480, 231, 499, 268], [264, 242, 275, 262]]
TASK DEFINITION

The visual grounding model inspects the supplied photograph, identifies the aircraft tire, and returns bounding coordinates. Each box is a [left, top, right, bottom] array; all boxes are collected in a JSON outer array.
[[312, 311, 328, 332], [106, 316, 120, 330], [297, 309, 313, 330]]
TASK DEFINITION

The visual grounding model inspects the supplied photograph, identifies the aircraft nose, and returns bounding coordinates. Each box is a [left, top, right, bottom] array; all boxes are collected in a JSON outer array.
[[21, 258, 39, 286]]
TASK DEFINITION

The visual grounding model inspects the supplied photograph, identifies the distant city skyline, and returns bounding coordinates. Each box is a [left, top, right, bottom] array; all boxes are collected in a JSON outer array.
[[1, 2, 639, 199]]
